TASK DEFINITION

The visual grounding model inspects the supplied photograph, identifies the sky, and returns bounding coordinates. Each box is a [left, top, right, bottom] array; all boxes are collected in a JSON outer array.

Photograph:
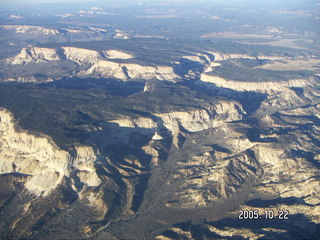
[[1, 0, 317, 4], [0, 0, 317, 11]]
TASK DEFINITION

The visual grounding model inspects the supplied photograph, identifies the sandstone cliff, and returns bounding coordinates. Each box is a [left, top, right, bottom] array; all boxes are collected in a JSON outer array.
[[0, 109, 69, 196], [200, 73, 314, 93], [86, 60, 178, 81], [103, 50, 134, 59], [7, 47, 60, 65], [110, 100, 245, 148], [5, 46, 179, 82], [62, 47, 101, 64], [0, 109, 101, 197], [155, 102, 320, 239], [208, 51, 296, 62]]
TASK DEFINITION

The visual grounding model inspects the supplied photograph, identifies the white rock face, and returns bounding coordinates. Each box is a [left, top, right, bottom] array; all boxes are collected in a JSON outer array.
[[7, 47, 60, 65], [73, 146, 101, 187], [62, 46, 178, 81], [87, 60, 178, 81], [114, 30, 129, 39], [111, 101, 244, 132], [152, 132, 163, 140], [173, 150, 259, 208], [103, 50, 134, 59], [0, 109, 69, 196], [62, 47, 101, 64], [1, 25, 59, 35], [208, 51, 287, 61], [161, 102, 243, 134], [110, 100, 245, 147], [0, 109, 101, 197], [204, 62, 221, 73], [200, 73, 312, 93], [6, 46, 179, 82], [4, 76, 53, 83], [260, 88, 312, 109], [208, 51, 256, 61], [110, 117, 157, 129], [166, 121, 258, 209]]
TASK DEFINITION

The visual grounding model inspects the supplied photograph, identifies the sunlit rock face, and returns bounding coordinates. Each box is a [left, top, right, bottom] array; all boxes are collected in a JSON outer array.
[[62, 47, 101, 65], [5, 46, 179, 82], [1, 25, 59, 35], [0, 98, 244, 196], [0, 109, 69, 196], [0, 109, 103, 197], [103, 49, 134, 59], [7, 47, 60, 65], [200, 73, 313, 93], [155, 101, 320, 239], [109, 100, 245, 148], [1, 4, 320, 238], [72, 146, 101, 188]]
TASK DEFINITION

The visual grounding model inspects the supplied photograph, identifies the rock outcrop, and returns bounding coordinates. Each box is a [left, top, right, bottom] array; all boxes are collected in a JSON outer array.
[[0, 109, 69, 196], [5, 46, 179, 82], [103, 50, 134, 59], [7, 47, 60, 65], [110, 100, 245, 148], [200, 73, 314, 93], [62, 47, 101, 64], [86, 60, 178, 81], [3, 76, 54, 83], [0, 108, 101, 197], [72, 146, 101, 188], [208, 51, 294, 62], [1, 25, 59, 35], [155, 103, 320, 239]]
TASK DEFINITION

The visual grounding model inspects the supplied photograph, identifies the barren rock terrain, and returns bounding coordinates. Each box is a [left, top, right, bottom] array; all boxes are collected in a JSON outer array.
[[0, 1, 320, 239]]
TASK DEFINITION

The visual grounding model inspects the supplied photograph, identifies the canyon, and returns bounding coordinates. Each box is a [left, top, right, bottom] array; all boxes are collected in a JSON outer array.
[[0, 1, 320, 238]]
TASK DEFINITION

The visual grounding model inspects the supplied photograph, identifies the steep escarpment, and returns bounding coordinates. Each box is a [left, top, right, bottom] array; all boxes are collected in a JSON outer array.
[[154, 103, 320, 240], [6, 47, 61, 65], [208, 51, 291, 61], [5, 46, 317, 88], [4, 46, 179, 82], [63, 47, 178, 81], [200, 73, 314, 92], [62, 47, 101, 64], [1, 41, 320, 240], [0, 25, 114, 45], [109, 100, 245, 148], [103, 50, 134, 59], [0, 109, 69, 196], [86, 60, 178, 81], [0, 108, 101, 197], [196, 50, 320, 94], [1, 25, 59, 35], [168, 139, 259, 208]]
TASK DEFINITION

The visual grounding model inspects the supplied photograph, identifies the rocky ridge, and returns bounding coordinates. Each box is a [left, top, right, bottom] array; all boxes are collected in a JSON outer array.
[[1, 42, 320, 239], [4, 46, 318, 90], [5, 46, 179, 82], [0, 98, 245, 203], [154, 102, 320, 239], [200, 73, 315, 93], [6, 47, 61, 65], [110, 100, 245, 148], [1, 25, 60, 35], [0, 109, 101, 197]]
